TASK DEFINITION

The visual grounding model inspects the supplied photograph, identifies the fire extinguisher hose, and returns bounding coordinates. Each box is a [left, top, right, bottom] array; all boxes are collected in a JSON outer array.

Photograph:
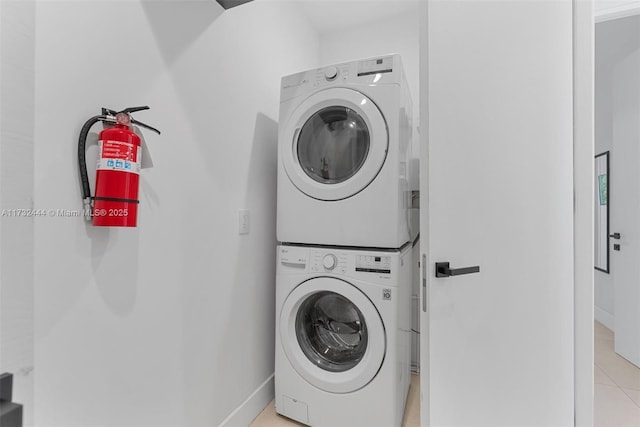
[[77, 115, 107, 210]]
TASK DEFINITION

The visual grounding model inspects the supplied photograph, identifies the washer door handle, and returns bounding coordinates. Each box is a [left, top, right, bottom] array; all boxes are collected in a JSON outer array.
[[435, 262, 480, 278]]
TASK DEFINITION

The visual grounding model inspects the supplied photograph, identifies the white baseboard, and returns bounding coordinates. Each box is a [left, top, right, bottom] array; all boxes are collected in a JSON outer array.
[[595, 306, 615, 331], [219, 374, 274, 427]]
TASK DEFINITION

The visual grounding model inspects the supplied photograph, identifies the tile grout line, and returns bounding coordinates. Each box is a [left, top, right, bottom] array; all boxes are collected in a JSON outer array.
[[594, 363, 617, 387], [594, 323, 640, 410], [618, 387, 640, 410], [593, 322, 640, 422], [597, 355, 640, 394], [593, 368, 640, 415]]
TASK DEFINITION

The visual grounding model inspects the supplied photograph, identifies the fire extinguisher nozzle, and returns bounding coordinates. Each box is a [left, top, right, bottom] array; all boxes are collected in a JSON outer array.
[[83, 198, 93, 221]]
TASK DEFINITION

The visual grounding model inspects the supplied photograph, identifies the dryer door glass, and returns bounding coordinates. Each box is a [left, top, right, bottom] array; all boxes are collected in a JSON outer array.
[[295, 291, 368, 372], [297, 106, 370, 184]]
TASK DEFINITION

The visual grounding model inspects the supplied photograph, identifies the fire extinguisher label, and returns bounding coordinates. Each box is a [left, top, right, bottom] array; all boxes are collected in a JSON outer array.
[[97, 140, 141, 174]]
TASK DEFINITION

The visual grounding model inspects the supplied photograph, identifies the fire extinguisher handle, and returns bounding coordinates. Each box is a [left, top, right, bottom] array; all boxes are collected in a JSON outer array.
[[131, 118, 161, 135], [120, 106, 150, 115], [102, 106, 160, 134], [101, 108, 118, 117]]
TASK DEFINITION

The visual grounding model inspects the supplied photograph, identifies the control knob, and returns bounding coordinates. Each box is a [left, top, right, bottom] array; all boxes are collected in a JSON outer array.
[[324, 66, 338, 81], [322, 254, 338, 270]]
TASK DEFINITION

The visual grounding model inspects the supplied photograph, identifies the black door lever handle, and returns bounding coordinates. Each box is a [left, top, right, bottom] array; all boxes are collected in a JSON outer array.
[[436, 262, 480, 278], [610, 233, 621, 239]]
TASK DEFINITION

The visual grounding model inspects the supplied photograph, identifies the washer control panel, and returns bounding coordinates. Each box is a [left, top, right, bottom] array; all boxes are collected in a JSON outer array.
[[355, 254, 392, 274], [322, 254, 338, 270], [279, 246, 309, 268], [311, 250, 347, 274], [279, 246, 396, 277]]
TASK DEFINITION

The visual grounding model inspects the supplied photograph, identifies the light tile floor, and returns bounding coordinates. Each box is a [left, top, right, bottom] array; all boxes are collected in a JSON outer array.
[[594, 321, 640, 427], [253, 323, 640, 427], [250, 373, 420, 427]]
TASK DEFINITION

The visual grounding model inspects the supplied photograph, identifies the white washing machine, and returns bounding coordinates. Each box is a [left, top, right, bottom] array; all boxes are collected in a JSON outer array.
[[277, 54, 414, 249], [275, 244, 412, 427]]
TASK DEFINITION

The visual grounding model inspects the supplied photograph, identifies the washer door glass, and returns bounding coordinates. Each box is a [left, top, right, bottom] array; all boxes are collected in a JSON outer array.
[[280, 276, 386, 393], [297, 106, 370, 184], [295, 291, 368, 372]]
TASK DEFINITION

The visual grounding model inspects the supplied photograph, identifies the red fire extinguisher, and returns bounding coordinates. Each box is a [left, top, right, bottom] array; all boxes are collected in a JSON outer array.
[[78, 106, 160, 227]]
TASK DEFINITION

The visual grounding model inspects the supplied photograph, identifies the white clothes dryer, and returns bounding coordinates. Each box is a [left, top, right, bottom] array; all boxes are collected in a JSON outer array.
[[277, 54, 414, 249], [275, 244, 412, 427]]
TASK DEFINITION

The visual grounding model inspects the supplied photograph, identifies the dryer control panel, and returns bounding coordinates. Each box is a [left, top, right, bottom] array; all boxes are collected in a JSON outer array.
[[280, 54, 403, 102], [357, 56, 394, 77]]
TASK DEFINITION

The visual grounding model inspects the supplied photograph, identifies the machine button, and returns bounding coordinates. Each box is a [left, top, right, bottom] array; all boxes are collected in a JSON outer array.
[[324, 66, 338, 81], [322, 254, 338, 270]]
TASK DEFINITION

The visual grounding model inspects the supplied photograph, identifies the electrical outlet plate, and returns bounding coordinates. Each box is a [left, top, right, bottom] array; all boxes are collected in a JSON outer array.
[[239, 209, 249, 235]]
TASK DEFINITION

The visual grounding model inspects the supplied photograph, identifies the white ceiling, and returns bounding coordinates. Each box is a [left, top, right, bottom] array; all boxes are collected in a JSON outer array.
[[595, 0, 640, 22], [261, 0, 640, 34], [295, 0, 420, 34], [594, 0, 640, 12]]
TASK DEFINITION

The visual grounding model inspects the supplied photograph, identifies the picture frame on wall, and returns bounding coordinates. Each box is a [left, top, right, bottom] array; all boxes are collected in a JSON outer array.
[[595, 151, 609, 273]]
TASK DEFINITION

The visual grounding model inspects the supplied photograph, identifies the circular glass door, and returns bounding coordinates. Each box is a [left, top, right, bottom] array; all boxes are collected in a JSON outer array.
[[297, 107, 370, 185], [296, 291, 368, 372], [280, 277, 386, 394], [281, 88, 388, 201]]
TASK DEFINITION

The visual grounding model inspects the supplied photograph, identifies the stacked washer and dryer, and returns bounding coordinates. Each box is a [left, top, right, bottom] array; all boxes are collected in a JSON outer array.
[[275, 54, 416, 427]]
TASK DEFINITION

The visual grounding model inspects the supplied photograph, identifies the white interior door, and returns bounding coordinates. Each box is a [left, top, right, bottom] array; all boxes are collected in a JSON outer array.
[[611, 41, 640, 368], [419, 1, 575, 425]]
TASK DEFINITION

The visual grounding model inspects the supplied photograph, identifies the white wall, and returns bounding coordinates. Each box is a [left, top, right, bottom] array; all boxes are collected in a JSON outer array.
[[594, 15, 640, 328], [33, 1, 318, 426], [0, 1, 35, 425]]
